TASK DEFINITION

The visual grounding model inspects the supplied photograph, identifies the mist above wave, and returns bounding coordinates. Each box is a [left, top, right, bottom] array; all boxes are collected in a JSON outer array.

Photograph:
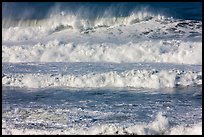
[[2, 10, 165, 30]]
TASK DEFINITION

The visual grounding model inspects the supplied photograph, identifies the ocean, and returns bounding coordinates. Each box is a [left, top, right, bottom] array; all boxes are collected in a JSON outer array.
[[2, 2, 202, 135]]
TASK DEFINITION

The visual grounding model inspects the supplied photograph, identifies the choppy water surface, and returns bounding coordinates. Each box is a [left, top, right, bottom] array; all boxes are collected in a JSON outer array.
[[2, 86, 202, 135], [2, 2, 202, 135]]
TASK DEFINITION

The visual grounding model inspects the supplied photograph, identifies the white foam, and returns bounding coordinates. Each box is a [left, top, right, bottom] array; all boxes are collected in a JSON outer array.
[[2, 68, 201, 89], [2, 112, 202, 135], [2, 27, 50, 41], [3, 15, 201, 43], [2, 9, 202, 135], [2, 40, 202, 64]]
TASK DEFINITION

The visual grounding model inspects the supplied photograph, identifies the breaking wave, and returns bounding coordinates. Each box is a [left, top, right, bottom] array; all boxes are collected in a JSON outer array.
[[2, 40, 202, 65], [2, 3, 202, 89], [2, 112, 202, 135], [2, 67, 202, 89], [2, 11, 163, 30]]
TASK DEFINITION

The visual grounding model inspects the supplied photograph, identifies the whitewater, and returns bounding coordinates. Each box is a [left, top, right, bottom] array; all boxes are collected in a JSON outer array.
[[2, 3, 202, 135]]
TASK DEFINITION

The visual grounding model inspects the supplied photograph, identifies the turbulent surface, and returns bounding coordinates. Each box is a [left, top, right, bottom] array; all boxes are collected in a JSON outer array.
[[2, 7, 202, 135], [2, 63, 202, 89], [2, 13, 202, 64], [2, 86, 202, 135], [2, 12, 202, 89]]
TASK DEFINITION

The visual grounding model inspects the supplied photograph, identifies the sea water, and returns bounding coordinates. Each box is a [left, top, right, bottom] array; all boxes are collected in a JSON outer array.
[[2, 2, 202, 135]]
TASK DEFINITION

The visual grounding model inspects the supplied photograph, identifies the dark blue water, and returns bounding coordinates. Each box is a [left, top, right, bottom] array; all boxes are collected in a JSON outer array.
[[2, 2, 202, 20]]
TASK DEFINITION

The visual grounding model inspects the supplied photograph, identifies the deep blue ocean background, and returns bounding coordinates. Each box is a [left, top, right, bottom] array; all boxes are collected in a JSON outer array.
[[2, 2, 202, 20]]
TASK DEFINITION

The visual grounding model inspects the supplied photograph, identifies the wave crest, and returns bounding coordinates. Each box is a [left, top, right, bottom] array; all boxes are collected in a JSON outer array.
[[2, 40, 202, 65], [2, 111, 202, 135], [2, 67, 202, 89], [2, 11, 165, 30]]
